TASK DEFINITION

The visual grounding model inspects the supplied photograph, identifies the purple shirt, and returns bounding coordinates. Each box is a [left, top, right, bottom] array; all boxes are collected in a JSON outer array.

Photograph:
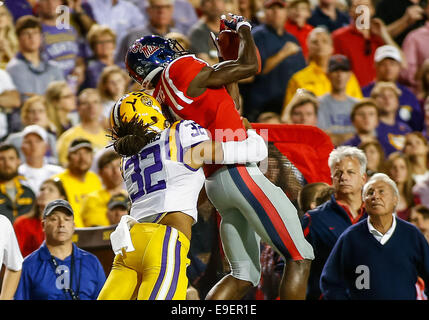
[[362, 81, 424, 132], [41, 24, 82, 76], [376, 121, 412, 157]]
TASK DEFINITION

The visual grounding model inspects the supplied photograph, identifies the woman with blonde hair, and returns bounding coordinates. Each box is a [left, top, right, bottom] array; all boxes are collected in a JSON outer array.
[[403, 131, 429, 185], [5, 95, 58, 164], [0, 3, 18, 69], [384, 151, 416, 221], [97, 65, 129, 128], [45, 80, 78, 137], [82, 24, 117, 89], [358, 140, 385, 177]]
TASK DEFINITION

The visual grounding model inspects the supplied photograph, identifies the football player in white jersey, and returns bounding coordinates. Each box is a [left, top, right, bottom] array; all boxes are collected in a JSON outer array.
[[97, 91, 267, 300]]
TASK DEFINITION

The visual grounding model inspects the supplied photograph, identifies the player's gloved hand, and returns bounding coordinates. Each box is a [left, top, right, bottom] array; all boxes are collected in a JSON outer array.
[[220, 13, 252, 32]]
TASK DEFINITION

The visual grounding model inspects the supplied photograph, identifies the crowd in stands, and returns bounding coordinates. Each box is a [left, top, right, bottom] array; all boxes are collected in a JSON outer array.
[[1, 0, 429, 300]]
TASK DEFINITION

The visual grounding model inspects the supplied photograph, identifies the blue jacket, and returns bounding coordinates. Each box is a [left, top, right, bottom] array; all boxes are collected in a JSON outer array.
[[301, 195, 367, 299], [15, 242, 106, 300], [321, 218, 429, 299]]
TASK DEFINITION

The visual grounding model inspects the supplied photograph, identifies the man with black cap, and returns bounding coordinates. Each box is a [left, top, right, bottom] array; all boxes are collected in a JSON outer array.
[[14, 199, 106, 300], [106, 194, 130, 225], [53, 138, 103, 228], [318, 54, 359, 146]]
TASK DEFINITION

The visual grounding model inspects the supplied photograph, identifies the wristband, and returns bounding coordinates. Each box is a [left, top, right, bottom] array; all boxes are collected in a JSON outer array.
[[237, 21, 252, 31]]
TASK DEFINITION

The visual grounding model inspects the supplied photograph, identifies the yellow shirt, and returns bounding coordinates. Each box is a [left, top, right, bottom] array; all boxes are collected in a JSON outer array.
[[284, 61, 363, 108], [53, 169, 103, 228], [56, 124, 111, 166], [80, 189, 127, 227]]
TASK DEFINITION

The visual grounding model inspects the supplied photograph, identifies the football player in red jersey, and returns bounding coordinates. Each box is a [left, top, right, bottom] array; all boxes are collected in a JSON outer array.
[[125, 14, 314, 300]]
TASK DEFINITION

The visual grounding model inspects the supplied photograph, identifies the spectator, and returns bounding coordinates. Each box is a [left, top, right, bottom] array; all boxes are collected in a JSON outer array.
[[284, 0, 313, 60], [416, 59, 429, 104], [56, 88, 110, 166], [0, 214, 23, 300], [317, 54, 359, 146], [3, 0, 33, 22], [86, 0, 146, 50], [375, 0, 426, 46], [0, 3, 18, 69], [6, 15, 64, 103], [409, 204, 429, 243], [17, 125, 63, 195], [0, 143, 35, 223], [343, 98, 380, 147], [53, 138, 103, 228], [14, 199, 106, 300], [281, 89, 318, 125], [320, 173, 429, 300], [37, 0, 85, 82], [45, 80, 79, 138], [106, 193, 129, 225], [332, 0, 397, 87], [284, 27, 362, 106], [13, 177, 68, 257], [115, 0, 182, 65], [370, 81, 412, 157], [80, 150, 126, 227], [188, 0, 226, 66], [5, 96, 58, 165], [97, 65, 129, 128], [0, 68, 20, 141], [81, 24, 117, 90], [423, 96, 429, 140], [64, 0, 96, 38], [403, 132, 429, 185], [237, 0, 262, 27], [384, 151, 416, 221], [128, 0, 198, 36], [307, 0, 350, 33], [301, 146, 367, 299], [297, 181, 331, 214], [362, 45, 423, 132], [358, 140, 385, 177], [241, 0, 306, 121], [256, 111, 281, 123], [400, 2, 429, 90]]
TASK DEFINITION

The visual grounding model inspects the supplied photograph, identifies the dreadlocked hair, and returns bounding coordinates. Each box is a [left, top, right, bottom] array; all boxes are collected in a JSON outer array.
[[109, 115, 158, 157]]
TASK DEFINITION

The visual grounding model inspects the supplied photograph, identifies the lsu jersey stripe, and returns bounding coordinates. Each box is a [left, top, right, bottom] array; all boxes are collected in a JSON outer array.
[[157, 227, 179, 300], [149, 226, 171, 300], [167, 121, 184, 162]]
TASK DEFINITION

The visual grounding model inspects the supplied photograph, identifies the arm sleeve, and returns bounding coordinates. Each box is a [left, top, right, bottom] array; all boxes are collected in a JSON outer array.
[[221, 129, 268, 164], [2, 217, 23, 271], [178, 120, 210, 156], [320, 234, 350, 300]]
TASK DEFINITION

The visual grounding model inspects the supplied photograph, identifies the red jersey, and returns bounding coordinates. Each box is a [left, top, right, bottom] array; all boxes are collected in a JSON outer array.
[[153, 54, 246, 177], [332, 24, 384, 87]]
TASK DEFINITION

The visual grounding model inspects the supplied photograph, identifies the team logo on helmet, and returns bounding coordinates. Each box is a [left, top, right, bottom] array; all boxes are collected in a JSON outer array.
[[110, 91, 167, 133]]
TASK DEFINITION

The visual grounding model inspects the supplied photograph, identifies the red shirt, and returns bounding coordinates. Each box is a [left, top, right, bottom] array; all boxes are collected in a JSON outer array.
[[154, 55, 246, 177], [13, 215, 44, 257], [284, 21, 313, 60], [332, 24, 384, 87]]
